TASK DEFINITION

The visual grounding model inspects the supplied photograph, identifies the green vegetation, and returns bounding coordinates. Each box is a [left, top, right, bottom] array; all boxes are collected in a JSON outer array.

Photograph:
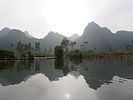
[[61, 38, 70, 49], [58, 38, 133, 59], [1, 38, 133, 61], [0, 41, 40, 60], [15, 41, 35, 60], [0, 49, 15, 59], [69, 49, 82, 59], [60, 38, 78, 58], [54, 46, 64, 59], [27, 51, 34, 60], [35, 42, 40, 54], [56, 38, 81, 59], [61, 38, 70, 56]]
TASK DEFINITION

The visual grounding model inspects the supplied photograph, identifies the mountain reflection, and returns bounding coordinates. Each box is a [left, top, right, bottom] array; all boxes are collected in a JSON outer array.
[[0, 58, 133, 90]]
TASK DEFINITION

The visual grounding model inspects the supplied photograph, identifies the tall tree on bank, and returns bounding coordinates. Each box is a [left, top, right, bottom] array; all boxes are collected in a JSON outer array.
[[61, 38, 70, 55], [54, 46, 64, 59], [69, 41, 76, 51], [35, 42, 40, 54], [16, 41, 24, 53]]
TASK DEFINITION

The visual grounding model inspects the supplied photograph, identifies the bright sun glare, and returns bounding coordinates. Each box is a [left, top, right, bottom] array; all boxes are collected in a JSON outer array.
[[42, 0, 90, 36], [66, 94, 70, 99]]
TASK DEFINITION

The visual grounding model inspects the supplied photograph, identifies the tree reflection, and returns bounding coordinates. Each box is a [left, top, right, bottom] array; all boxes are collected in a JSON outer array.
[[15, 60, 34, 72], [54, 58, 70, 75], [54, 59, 64, 70], [35, 60, 41, 72], [1, 57, 133, 91], [69, 58, 82, 65], [0, 60, 15, 70]]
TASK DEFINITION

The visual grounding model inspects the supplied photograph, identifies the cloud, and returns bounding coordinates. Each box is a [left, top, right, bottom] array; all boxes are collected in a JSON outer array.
[[0, 0, 132, 38], [94, 0, 133, 32], [0, 0, 49, 38]]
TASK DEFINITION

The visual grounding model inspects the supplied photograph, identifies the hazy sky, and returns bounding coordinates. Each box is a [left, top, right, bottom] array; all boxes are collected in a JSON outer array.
[[0, 0, 133, 38]]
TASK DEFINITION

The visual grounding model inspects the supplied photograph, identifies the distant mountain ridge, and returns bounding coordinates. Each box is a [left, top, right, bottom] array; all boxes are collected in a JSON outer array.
[[0, 28, 66, 52], [76, 22, 114, 51], [24, 31, 35, 38], [76, 22, 133, 51], [0, 29, 38, 48], [40, 31, 66, 50], [0, 22, 133, 52], [0, 27, 11, 37], [69, 33, 79, 41]]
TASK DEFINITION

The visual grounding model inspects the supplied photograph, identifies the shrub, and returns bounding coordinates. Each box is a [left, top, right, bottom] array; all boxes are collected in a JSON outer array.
[[69, 49, 82, 59], [0, 49, 15, 59], [54, 46, 64, 59]]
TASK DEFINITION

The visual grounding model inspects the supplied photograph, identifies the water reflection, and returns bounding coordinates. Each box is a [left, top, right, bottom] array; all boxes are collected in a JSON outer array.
[[0, 74, 97, 100], [0, 60, 15, 70], [96, 76, 133, 100], [0, 58, 133, 100]]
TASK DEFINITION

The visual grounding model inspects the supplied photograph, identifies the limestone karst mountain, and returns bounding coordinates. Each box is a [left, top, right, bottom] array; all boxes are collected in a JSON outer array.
[[0, 22, 133, 52], [76, 22, 133, 51], [69, 33, 79, 41]]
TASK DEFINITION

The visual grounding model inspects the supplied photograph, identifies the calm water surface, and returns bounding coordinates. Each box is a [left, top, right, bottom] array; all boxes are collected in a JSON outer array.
[[0, 58, 133, 100]]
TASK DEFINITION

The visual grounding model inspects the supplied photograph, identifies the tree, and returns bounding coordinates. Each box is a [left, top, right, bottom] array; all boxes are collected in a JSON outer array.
[[16, 41, 22, 53], [0, 49, 15, 59], [24, 44, 28, 52], [108, 48, 112, 53], [69, 41, 76, 51], [61, 38, 70, 55], [69, 49, 82, 59], [35, 42, 40, 54], [28, 51, 34, 60], [37, 42, 40, 52], [28, 43, 32, 51], [54, 46, 64, 59], [48, 48, 52, 56], [61, 38, 70, 48], [16, 41, 24, 53], [80, 41, 88, 51], [10, 43, 14, 49]]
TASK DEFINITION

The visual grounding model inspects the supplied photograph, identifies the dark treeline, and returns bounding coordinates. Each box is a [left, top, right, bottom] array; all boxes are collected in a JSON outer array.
[[55, 38, 133, 60], [10, 41, 40, 54], [0, 49, 15, 60], [0, 41, 41, 60], [55, 38, 82, 59], [1, 37, 133, 60]]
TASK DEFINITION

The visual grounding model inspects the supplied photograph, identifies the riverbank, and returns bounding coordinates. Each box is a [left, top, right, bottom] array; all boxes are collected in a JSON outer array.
[[0, 54, 133, 60]]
